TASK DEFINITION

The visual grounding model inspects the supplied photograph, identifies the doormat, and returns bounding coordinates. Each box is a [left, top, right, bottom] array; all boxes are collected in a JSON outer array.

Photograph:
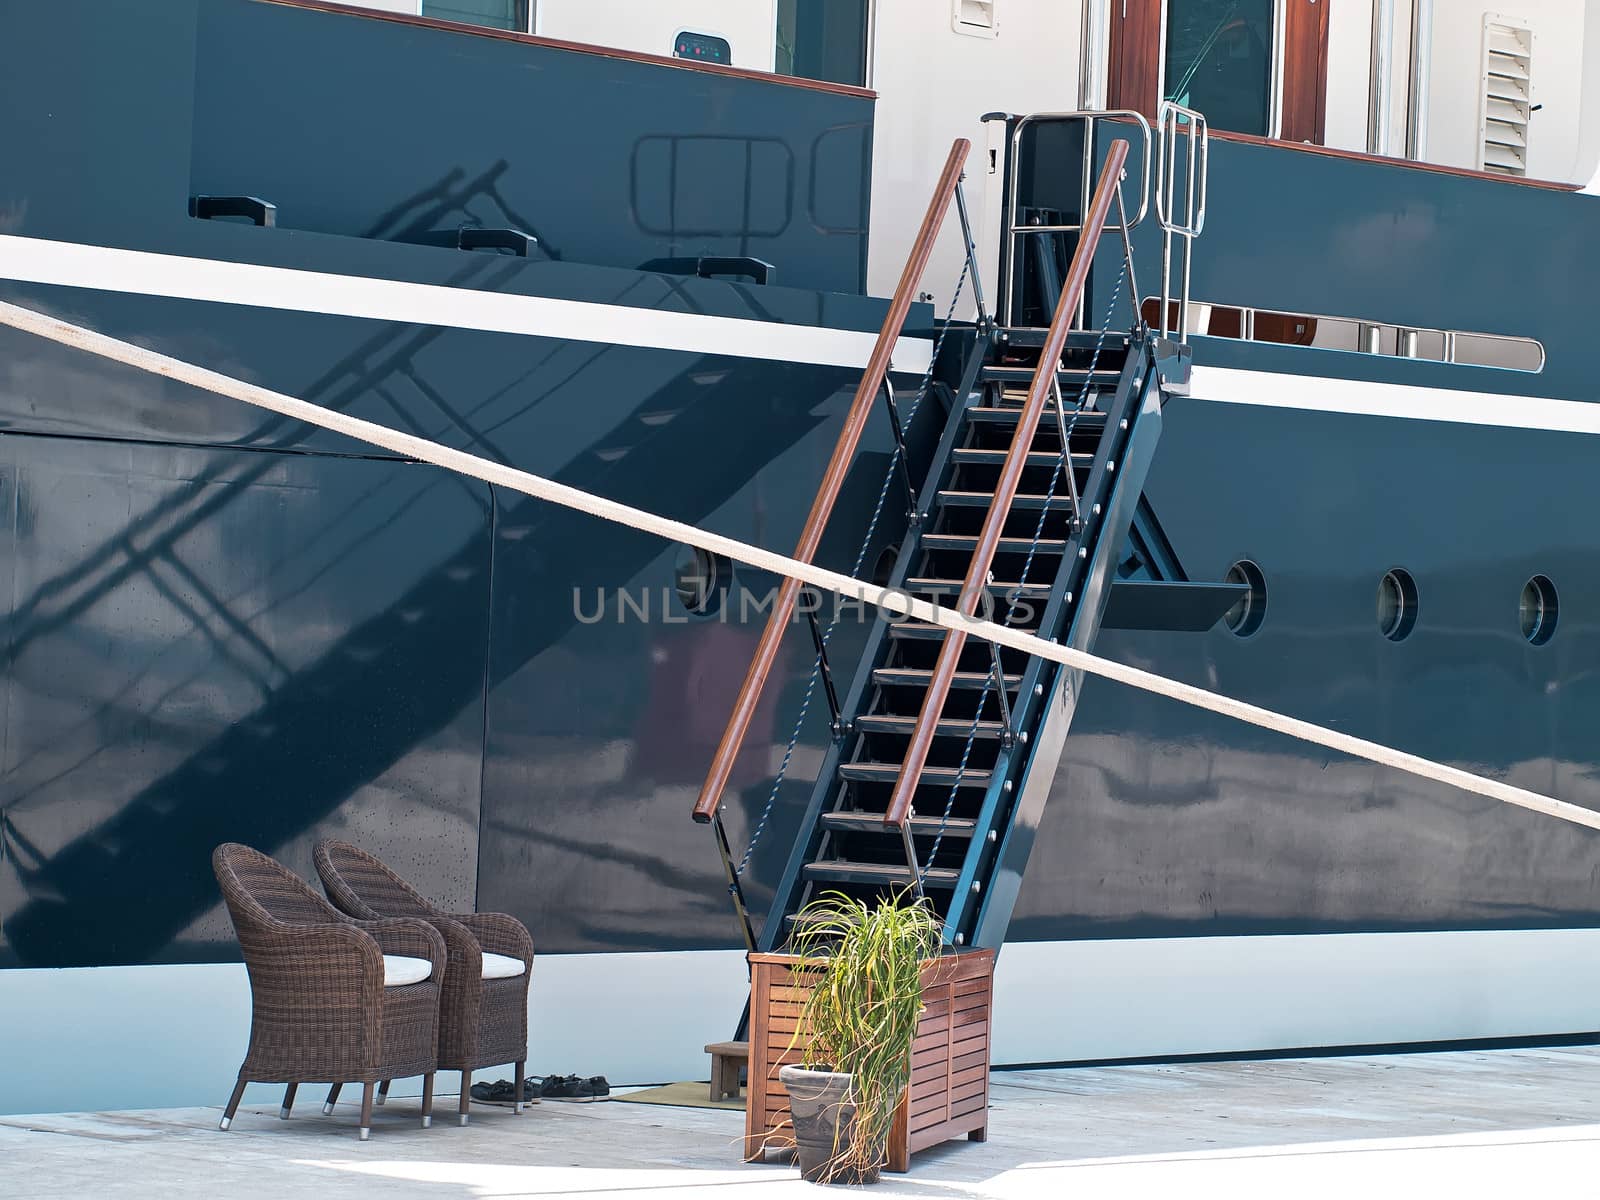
[[613, 1081, 746, 1111]]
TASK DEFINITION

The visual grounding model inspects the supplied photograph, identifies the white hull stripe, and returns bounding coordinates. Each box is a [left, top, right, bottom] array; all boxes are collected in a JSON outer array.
[[5, 930, 1600, 1115], [0, 234, 934, 374], [1191, 364, 1600, 435]]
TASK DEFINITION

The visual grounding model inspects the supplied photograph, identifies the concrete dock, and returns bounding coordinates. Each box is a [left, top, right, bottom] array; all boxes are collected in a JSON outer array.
[[2, 1046, 1596, 1198]]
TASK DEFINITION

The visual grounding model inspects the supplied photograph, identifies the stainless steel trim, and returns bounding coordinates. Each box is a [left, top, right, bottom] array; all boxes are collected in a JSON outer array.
[[1369, 0, 1396, 155], [999, 110, 1153, 325], [1406, 0, 1433, 159]]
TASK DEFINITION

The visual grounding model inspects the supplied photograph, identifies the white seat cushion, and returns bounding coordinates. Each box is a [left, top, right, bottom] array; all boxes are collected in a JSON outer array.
[[481, 952, 527, 980], [382, 954, 432, 987]]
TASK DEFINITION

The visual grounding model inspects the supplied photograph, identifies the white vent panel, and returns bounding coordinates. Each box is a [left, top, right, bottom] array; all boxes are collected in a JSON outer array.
[[952, 0, 998, 38], [1479, 17, 1533, 177]]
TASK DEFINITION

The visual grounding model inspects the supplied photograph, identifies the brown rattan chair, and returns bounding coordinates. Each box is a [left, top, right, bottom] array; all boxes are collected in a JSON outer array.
[[314, 839, 534, 1126], [212, 843, 445, 1140]]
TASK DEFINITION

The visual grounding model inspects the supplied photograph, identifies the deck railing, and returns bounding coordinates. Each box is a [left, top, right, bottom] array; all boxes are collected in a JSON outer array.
[[691, 137, 974, 827], [882, 138, 1133, 836]]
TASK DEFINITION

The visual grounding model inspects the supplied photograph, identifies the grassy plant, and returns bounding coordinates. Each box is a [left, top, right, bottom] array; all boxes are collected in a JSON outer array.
[[786, 889, 943, 1179]]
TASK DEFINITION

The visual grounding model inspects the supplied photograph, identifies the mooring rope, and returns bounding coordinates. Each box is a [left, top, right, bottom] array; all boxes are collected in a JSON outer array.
[[1, 295, 1597, 834]]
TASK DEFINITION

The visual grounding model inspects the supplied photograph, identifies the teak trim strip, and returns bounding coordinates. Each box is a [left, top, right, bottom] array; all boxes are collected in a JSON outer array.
[[883, 139, 1133, 833], [1210, 129, 1580, 193], [691, 137, 972, 825], [253, 0, 876, 99]]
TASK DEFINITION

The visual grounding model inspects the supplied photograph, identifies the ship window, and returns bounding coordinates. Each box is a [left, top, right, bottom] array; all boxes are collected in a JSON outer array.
[[1137, 297, 1546, 374], [421, 0, 530, 33], [675, 547, 731, 616], [1222, 559, 1267, 638], [776, 0, 870, 88], [1163, 0, 1274, 138], [1378, 569, 1418, 642], [1519, 575, 1558, 645]]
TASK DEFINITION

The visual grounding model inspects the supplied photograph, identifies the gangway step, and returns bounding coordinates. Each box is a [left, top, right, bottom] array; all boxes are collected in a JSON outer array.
[[839, 761, 992, 788], [855, 712, 1009, 739], [803, 861, 962, 887], [873, 667, 1022, 690], [819, 811, 979, 837], [966, 407, 1108, 431], [937, 490, 1077, 511], [921, 533, 1069, 553]]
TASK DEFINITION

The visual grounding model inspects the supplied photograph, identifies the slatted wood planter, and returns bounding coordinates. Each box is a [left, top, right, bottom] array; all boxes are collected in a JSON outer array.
[[744, 948, 994, 1172]]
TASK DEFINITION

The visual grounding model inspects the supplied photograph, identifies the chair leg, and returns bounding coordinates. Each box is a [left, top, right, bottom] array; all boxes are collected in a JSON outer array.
[[420, 1072, 435, 1130], [322, 1082, 342, 1116], [219, 1079, 247, 1131], [513, 1061, 525, 1115], [458, 1070, 472, 1127], [358, 1082, 375, 1142], [376, 1079, 391, 1108], [280, 1083, 298, 1120]]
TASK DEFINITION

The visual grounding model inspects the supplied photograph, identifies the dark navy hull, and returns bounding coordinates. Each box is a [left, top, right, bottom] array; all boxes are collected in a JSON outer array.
[[2, 0, 1599, 1116]]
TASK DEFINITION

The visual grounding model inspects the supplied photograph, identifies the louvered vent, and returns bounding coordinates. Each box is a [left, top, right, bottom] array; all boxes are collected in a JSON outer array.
[[1479, 18, 1533, 177]]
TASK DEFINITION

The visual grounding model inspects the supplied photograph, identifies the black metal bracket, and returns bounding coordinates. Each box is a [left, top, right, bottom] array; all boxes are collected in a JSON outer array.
[[458, 227, 539, 258], [189, 195, 276, 228], [637, 256, 776, 286]]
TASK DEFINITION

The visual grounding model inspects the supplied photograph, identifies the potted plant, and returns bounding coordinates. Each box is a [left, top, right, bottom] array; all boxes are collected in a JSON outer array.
[[777, 889, 942, 1185]]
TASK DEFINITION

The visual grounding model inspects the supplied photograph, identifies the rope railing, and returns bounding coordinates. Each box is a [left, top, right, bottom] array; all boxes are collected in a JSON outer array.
[[0, 293, 1596, 843], [883, 139, 1133, 834], [689, 136, 973, 828]]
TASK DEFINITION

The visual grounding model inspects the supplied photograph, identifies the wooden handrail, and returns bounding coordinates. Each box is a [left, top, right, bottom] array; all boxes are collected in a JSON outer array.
[[884, 139, 1132, 833], [692, 137, 973, 824]]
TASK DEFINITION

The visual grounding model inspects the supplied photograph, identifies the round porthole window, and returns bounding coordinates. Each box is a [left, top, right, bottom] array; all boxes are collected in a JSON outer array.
[[674, 546, 731, 615], [1519, 575, 1558, 646], [1222, 559, 1268, 638], [1377, 568, 1419, 641]]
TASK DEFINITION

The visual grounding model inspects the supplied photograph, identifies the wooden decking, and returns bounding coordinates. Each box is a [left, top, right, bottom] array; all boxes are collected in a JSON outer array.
[[1, 1046, 1595, 1197]]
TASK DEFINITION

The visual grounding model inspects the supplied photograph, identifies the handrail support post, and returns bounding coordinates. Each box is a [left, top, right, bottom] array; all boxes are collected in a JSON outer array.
[[712, 812, 758, 953], [802, 593, 846, 737], [987, 643, 1016, 748], [901, 823, 927, 900], [954, 176, 992, 335], [881, 378, 921, 525], [1113, 174, 1143, 334], [1050, 375, 1085, 535]]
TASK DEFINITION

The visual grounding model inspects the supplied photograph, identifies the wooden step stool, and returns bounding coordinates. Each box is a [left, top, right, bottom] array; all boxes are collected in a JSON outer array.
[[705, 1040, 749, 1102]]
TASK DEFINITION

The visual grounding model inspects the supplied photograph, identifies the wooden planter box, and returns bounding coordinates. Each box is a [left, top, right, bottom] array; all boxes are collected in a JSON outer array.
[[744, 948, 994, 1172]]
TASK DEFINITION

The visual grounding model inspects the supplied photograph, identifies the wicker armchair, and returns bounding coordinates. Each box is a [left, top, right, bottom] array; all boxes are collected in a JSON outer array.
[[212, 843, 445, 1140], [314, 839, 534, 1125]]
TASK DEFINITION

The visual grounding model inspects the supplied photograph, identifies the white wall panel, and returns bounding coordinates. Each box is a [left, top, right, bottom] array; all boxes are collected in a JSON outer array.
[[1326, 0, 1376, 152], [534, 0, 777, 71], [867, 0, 1090, 317], [1425, 1, 1585, 181]]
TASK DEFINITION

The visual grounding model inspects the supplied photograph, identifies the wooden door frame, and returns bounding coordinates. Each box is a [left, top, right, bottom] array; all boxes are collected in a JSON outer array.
[[1105, 0, 1328, 145]]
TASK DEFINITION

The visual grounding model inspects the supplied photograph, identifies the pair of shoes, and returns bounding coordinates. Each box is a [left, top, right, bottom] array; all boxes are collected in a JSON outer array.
[[469, 1078, 541, 1106], [537, 1074, 611, 1102]]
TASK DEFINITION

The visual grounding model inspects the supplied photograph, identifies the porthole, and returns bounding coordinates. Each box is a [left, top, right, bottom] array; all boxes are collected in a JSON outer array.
[[1377, 569, 1418, 642], [1519, 575, 1559, 646], [674, 546, 731, 615], [1222, 559, 1268, 638]]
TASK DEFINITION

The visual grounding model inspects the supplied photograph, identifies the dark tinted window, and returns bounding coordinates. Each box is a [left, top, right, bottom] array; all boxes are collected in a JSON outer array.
[[776, 0, 869, 88], [1164, 0, 1273, 136], [422, 0, 528, 33]]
